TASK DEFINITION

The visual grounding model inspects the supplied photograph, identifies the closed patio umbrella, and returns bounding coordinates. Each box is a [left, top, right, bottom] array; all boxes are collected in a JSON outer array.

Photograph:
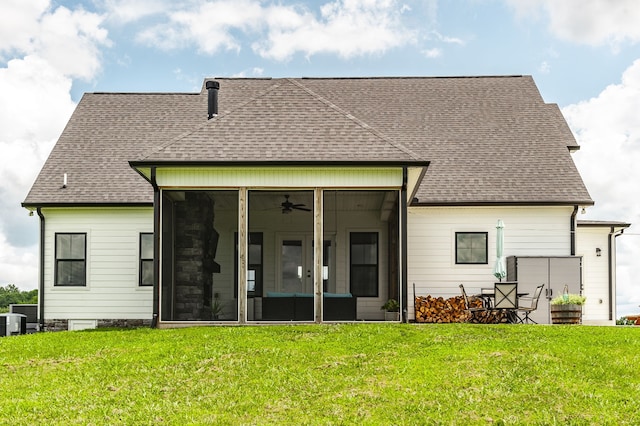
[[493, 219, 506, 281]]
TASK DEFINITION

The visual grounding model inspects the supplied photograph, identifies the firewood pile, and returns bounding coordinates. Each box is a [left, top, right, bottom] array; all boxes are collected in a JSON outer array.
[[467, 309, 508, 324], [414, 295, 470, 323], [414, 295, 508, 324]]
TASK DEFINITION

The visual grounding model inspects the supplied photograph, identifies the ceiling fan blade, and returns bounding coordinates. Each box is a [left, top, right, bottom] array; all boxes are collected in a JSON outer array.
[[280, 194, 310, 213]]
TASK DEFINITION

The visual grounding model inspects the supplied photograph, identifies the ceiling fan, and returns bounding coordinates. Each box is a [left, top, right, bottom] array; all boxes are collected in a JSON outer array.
[[281, 194, 311, 214]]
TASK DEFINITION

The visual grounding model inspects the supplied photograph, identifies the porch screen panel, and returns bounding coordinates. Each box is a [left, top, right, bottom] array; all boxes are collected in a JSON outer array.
[[160, 190, 239, 322], [324, 190, 399, 321], [249, 190, 314, 322]]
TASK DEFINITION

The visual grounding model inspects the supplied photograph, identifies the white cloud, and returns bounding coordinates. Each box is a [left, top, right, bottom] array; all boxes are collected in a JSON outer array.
[[36, 6, 110, 79], [506, 0, 640, 49], [563, 59, 640, 317], [422, 48, 441, 58], [0, 1, 110, 79], [231, 67, 265, 77], [0, 2, 109, 290], [0, 0, 49, 58], [0, 56, 74, 289], [136, 0, 264, 53], [0, 56, 74, 143], [133, 0, 418, 60], [255, 0, 418, 60], [429, 30, 464, 46], [538, 60, 550, 74], [101, 0, 173, 24], [0, 234, 38, 290]]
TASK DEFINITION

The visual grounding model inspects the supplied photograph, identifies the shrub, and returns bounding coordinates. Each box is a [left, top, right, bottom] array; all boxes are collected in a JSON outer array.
[[550, 293, 586, 305]]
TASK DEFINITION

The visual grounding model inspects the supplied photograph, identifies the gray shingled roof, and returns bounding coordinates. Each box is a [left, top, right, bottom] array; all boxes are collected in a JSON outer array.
[[141, 78, 422, 163], [23, 76, 593, 206]]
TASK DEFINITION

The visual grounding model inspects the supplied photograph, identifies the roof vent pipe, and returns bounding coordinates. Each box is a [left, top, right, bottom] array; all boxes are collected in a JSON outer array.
[[206, 80, 219, 119]]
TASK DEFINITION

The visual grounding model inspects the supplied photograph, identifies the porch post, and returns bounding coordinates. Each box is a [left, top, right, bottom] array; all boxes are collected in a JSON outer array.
[[314, 188, 323, 323], [151, 167, 160, 328], [401, 168, 408, 323], [238, 188, 248, 324]]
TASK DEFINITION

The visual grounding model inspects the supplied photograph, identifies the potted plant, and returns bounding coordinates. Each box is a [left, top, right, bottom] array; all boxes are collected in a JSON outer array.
[[381, 299, 400, 321], [550, 292, 586, 324], [211, 293, 224, 320]]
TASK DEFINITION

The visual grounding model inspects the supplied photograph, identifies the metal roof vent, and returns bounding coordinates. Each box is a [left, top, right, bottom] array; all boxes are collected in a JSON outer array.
[[206, 80, 219, 120]]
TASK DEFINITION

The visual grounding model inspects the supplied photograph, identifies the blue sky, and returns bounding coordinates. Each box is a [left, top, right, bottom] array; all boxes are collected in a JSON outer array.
[[1, 0, 639, 317]]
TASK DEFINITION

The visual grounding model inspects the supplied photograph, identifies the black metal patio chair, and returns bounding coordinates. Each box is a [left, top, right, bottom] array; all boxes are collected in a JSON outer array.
[[494, 281, 519, 323], [517, 284, 545, 324], [459, 284, 487, 319]]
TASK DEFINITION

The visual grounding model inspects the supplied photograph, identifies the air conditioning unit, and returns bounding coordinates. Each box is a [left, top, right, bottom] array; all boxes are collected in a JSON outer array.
[[0, 313, 27, 336], [9, 304, 39, 333]]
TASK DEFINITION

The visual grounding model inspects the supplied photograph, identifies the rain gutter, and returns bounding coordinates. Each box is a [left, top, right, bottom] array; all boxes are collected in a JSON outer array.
[[570, 205, 578, 256], [608, 226, 626, 321]]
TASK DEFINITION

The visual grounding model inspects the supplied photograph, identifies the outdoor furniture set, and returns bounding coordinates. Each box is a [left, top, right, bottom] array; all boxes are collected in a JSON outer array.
[[459, 282, 545, 324]]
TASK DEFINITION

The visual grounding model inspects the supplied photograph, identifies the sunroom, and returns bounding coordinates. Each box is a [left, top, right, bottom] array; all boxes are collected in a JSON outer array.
[[132, 165, 426, 325]]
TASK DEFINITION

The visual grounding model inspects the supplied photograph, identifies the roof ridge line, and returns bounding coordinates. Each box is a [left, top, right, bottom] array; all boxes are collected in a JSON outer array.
[[286, 78, 424, 161], [138, 82, 284, 161]]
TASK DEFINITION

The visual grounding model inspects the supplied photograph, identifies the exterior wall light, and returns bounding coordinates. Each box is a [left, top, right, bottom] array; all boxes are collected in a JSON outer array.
[[595, 247, 602, 257]]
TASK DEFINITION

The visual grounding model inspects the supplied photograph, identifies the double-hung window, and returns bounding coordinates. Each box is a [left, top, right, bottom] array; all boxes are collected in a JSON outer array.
[[55, 233, 86, 286], [455, 232, 488, 264], [140, 233, 154, 286], [350, 232, 378, 297]]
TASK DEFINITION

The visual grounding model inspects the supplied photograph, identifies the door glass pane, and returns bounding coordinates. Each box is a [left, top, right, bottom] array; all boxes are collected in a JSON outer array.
[[323, 240, 331, 292], [282, 240, 303, 293]]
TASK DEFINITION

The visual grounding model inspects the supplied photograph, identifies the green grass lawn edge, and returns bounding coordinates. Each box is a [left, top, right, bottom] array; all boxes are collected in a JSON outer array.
[[1, 324, 639, 425]]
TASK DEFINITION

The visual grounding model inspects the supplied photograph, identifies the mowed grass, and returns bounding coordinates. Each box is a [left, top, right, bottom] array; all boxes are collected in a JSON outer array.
[[1, 324, 639, 425]]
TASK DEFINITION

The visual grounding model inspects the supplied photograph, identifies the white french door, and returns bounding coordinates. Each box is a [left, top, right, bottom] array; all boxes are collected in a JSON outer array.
[[278, 234, 333, 294]]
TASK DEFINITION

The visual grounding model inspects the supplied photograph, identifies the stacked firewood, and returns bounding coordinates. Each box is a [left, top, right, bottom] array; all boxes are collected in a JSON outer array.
[[414, 295, 509, 324], [467, 309, 508, 324], [414, 295, 472, 323]]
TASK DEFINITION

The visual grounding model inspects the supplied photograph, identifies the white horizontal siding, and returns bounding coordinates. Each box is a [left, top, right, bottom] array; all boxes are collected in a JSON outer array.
[[576, 227, 613, 324], [156, 167, 403, 188], [407, 206, 574, 319], [42, 207, 154, 320]]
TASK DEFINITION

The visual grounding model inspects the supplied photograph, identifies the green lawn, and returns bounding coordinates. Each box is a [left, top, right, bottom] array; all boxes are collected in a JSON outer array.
[[1, 324, 639, 425]]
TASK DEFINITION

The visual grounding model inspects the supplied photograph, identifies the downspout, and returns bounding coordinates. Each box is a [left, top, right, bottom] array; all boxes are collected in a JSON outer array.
[[608, 226, 626, 321], [36, 208, 45, 331], [570, 205, 578, 256], [401, 168, 408, 323], [150, 167, 160, 328]]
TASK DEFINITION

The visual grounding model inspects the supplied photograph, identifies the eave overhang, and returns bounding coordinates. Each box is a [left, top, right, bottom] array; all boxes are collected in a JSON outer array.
[[22, 202, 154, 209], [129, 160, 430, 185], [577, 220, 631, 229], [409, 200, 596, 207]]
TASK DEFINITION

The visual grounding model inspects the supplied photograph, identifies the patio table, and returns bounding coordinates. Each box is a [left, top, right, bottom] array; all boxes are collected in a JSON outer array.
[[475, 289, 529, 323]]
